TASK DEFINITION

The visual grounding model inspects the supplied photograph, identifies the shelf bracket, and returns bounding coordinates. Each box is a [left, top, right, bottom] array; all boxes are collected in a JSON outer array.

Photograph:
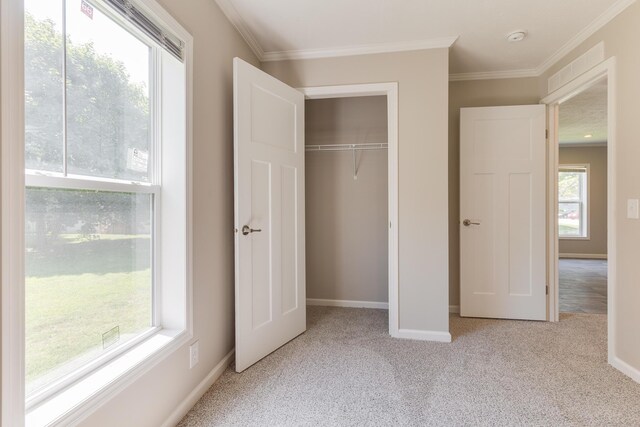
[[352, 145, 358, 180]]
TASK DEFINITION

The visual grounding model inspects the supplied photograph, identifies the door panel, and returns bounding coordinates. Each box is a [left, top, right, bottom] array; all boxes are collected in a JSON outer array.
[[470, 173, 495, 295], [280, 165, 299, 315], [234, 58, 306, 372], [460, 105, 546, 321], [508, 172, 532, 297]]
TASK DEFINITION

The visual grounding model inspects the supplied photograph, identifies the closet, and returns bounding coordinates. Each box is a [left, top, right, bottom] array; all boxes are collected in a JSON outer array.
[[305, 96, 389, 306]]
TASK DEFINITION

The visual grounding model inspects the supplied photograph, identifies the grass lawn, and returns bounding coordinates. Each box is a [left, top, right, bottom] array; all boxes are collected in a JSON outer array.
[[559, 219, 580, 236], [26, 235, 151, 393]]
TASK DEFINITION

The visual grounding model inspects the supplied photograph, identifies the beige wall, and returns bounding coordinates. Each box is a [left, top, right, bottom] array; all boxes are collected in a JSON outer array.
[[539, 1, 640, 372], [559, 146, 608, 256], [263, 49, 450, 333], [78, 1, 259, 425], [448, 78, 540, 306], [0, 24, 3, 424], [305, 97, 388, 303]]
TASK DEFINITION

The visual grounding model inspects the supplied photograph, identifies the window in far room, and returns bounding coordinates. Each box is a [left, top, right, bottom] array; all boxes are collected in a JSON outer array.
[[558, 165, 589, 238]]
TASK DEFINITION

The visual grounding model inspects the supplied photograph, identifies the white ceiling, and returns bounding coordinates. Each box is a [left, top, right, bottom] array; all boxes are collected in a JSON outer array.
[[559, 78, 608, 146], [216, 0, 635, 79]]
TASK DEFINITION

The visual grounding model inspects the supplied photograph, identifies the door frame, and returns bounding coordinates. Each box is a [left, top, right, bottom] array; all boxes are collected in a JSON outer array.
[[300, 83, 400, 337], [542, 57, 616, 363]]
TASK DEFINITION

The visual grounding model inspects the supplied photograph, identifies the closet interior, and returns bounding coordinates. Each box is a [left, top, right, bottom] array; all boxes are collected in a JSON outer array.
[[305, 95, 389, 306]]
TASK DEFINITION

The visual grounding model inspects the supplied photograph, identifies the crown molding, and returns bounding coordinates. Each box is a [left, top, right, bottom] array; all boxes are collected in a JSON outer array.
[[260, 37, 459, 62], [535, 0, 636, 76], [217, 0, 636, 79], [449, 68, 538, 82], [216, 0, 456, 61], [451, 0, 636, 81], [215, 0, 264, 60]]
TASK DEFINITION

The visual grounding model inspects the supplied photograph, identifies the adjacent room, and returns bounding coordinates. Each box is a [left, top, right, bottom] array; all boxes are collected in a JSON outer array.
[[2, 0, 640, 426], [557, 78, 609, 315]]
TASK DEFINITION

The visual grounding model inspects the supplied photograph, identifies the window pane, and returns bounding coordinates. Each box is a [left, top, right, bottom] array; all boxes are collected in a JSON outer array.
[[66, 1, 152, 182], [25, 188, 153, 395], [559, 202, 581, 237], [25, 0, 64, 173], [558, 171, 582, 201]]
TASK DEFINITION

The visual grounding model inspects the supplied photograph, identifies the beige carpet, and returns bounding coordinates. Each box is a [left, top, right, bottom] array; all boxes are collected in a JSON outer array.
[[179, 307, 640, 426]]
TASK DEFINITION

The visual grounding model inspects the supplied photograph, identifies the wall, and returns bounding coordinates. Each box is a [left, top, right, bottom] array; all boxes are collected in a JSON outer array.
[[0, 21, 3, 425], [78, 0, 259, 425], [305, 96, 388, 303], [539, 1, 640, 374], [558, 146, 608, 257], [263, 49, 450, 333], [448, 78, 540, 306]]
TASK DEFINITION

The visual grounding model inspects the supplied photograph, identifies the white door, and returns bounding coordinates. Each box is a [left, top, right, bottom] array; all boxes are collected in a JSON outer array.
[[460, 105, 546, 320], [234, 58, 306, 372]]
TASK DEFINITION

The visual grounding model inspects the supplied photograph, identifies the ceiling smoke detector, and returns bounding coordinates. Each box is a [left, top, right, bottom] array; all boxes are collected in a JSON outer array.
[[507, 31, 527, 42]]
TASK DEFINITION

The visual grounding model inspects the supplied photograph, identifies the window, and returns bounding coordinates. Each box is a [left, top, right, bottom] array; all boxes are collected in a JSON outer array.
[[558, 165, 589, 238], [24, 0, 190, 412]]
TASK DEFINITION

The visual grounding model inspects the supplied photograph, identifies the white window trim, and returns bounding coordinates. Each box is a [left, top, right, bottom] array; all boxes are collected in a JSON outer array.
[[558, 164, 590, 240], [2, 0, 27, 424], [1, 0, 194, 425]]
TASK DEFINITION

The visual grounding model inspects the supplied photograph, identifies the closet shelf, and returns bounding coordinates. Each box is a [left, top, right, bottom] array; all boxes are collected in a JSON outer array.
[[305, 143, 388, 152], [305, 143, 388, 180]]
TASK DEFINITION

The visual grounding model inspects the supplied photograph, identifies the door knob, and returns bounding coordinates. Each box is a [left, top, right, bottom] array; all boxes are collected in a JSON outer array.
[[242, 225, 262, 235], [463, 219, 480, 227]]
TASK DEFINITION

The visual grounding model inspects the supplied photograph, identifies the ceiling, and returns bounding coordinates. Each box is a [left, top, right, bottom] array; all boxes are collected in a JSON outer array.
[[215, 0, 635, 79], [559, 79, 608, 146]]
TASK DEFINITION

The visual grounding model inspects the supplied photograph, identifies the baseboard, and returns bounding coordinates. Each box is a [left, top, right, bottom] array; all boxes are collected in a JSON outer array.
[[559, 253, 607, 260], [611, 356, 640, 384], [306, 298, 388, 309], [449, 305, 460, 314], [161, 348, 235, 427], [395, 329, 452, 343]]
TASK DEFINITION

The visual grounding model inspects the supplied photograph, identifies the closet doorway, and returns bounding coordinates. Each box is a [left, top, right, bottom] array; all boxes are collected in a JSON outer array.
[[301, 84, 399, 336]]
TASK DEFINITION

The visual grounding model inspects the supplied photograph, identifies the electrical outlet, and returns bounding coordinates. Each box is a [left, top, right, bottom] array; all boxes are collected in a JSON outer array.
[[189, 340, 199, 369]]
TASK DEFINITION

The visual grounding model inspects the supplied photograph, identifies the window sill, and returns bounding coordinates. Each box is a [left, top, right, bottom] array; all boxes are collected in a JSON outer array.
[[559, 236, 591, 241], [26, 329, 191, 427]]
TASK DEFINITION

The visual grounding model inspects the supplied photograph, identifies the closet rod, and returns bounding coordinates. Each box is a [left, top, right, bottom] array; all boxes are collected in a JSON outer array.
[[305, 143, 388, 152]]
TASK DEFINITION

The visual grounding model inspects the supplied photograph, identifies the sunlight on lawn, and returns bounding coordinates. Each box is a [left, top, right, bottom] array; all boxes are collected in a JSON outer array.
[[559, 219, 579, 236], [25, 235, 151, 394]]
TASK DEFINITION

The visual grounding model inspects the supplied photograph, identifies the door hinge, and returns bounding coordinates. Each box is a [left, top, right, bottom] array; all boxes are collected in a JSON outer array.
[[545, 129, 549, 139], [546, 285, 549, 295]]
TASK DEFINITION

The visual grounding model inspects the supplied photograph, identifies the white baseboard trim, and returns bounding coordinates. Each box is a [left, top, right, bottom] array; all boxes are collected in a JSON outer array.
[[611, 356, 640, 384], [559, 253, 607, 260], [306, 298, 388, 309], [395, 329, 452, 343], [449, 305, 460, 314], [161, 349, 234, 427]]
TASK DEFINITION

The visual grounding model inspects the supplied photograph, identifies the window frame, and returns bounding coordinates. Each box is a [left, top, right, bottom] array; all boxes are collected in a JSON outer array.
[[1, 0, 194, 425], [24, 1, 163, 406], [558, 164, 590, 240]]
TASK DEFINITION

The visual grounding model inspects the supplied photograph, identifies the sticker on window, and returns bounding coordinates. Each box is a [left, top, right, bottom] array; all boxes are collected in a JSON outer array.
[[127, 148, 149, 173], [102, 326, 120, 350], [81, 0, 94, 19]]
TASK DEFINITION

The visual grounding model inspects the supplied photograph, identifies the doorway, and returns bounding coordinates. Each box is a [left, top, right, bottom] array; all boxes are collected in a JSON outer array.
[[301, 83, 399, 336], [543, 58, 616, 362], [556, 79, 608, 314], [233, 60, 400, 372]]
